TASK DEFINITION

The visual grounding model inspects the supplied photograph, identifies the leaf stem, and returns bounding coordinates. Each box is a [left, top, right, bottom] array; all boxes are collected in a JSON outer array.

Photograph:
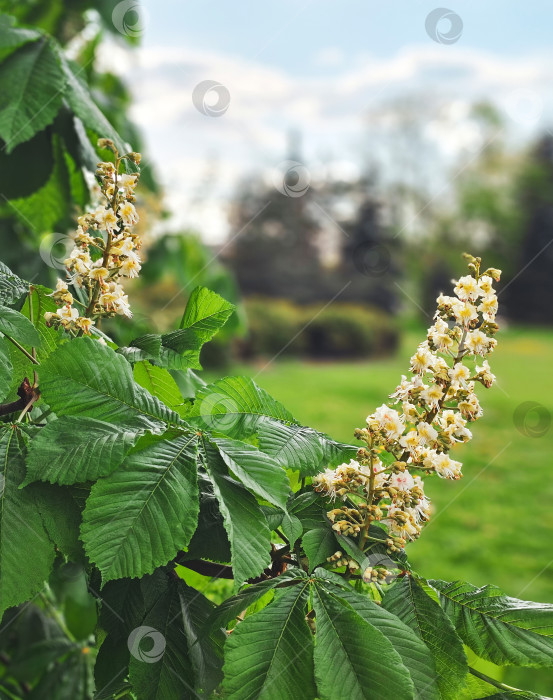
[[4, 335, 39, 365], [38, 590, 77, 644], [468, 667, 519, 692]]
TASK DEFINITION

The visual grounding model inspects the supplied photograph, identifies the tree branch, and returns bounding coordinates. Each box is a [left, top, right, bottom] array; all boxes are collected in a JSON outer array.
[[0, 378, 39, 417]]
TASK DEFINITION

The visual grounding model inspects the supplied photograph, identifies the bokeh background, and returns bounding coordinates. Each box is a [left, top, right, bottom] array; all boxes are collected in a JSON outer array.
[[1, 0, 553, 692]]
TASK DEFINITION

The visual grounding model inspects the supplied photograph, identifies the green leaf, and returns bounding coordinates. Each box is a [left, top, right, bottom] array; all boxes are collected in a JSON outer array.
[[477, 693, 553, 699], [28, 647, 94, 700], [0, 304, 40, 346], [202, 441, 271, 589], [222, 582, 315, 700], [157, 286, 235, 370], [257, 422, 324, 475], [430, 579, 553, 668], [258, 421, 357, 476], [39, 337, 183, 433], [31, 482, 85, 563], [302, 526, 338, 571], [128, 577, 195, 700], [280, 511, 302, 547], [0, 426, 55, 617], [288, 491, 328, 531], [206, 573, 305, 631], [183, 484, 231, 563], [178, 581, 226, 695], [0, 15, 40, 60], [121, 333, 162, 360], [9, 133, 70, 232], [0, 38, 65, 151], [189, 376, 296, 438], [212, 437, 291, 510], [0, 336, 12, 401], [24, 417, 141, 485], [133, 361, 186, 416], [24, 285, 62, 354], [57, 50, 128, 156], [81, 432, 199, 582], [5, 285, 63, 402], [312, 584, 415, 700], [118, 334, 162, 363], [321, 582, 440, 700], [382, 577, 468, 700], [0, 260, 27, 305], [179, 285, 235, 336]]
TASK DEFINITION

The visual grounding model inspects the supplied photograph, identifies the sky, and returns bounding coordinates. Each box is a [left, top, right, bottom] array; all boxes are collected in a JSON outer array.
[[102, 0, 553, 241]]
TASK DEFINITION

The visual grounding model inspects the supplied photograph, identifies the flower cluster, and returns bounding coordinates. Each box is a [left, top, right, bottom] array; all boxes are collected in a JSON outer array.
[[44, 139, 141, 335], [313, 255, 501, 570]]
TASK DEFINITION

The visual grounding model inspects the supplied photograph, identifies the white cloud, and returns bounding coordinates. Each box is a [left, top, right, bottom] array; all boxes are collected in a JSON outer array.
[[102, 40, 553, 241]]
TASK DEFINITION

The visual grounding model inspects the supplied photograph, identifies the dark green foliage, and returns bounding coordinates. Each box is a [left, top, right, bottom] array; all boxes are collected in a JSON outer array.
[[243, 297, 399, 360]]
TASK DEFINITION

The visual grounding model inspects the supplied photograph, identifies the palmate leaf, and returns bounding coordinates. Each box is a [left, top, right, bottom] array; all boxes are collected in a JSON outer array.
[[39, 337, 183, 433], [202, 441, 271, 589], [430, 579, 553, 668], [222, 581, 315, 700], [319, 580, 440, 700], [0, 426, 55, 617], [312, 584, 415, 700], [24, 417, 141, 485], [212, 437, 291, 510], [0, 37, 66, 152], [382, 577, 468, 700], [81, 432, 199, 582], [188, 376, 297, 438]]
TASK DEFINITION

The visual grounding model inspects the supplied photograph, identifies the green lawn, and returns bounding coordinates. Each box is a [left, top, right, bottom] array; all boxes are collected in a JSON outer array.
[[208, 325, 553, 692]]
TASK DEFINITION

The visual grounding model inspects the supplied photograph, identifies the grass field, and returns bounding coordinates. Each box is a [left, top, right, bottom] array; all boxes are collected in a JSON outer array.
[[208, 325, 553, 692]]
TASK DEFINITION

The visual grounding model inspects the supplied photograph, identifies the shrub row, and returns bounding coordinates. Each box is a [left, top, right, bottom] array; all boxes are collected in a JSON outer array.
[[239, 298, 399, 360]]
